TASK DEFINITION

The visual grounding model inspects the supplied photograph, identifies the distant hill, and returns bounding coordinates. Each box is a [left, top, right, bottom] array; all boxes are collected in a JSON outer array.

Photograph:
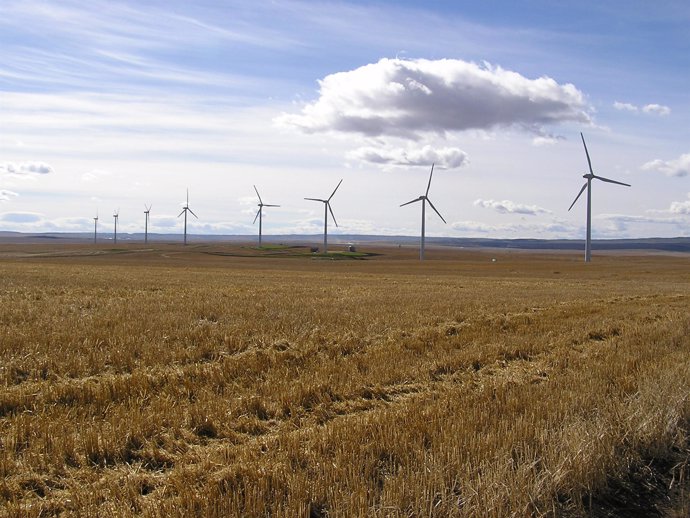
[[1, 231, 689, 253]]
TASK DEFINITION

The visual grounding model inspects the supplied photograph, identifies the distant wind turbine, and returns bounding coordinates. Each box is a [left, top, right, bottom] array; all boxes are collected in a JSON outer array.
[[253, 186, 279, 247], [568, 133, 631, 263], [93, 211, 98, 244], [305, 179, 343, 254], [113, 209, 119, 244], [178, 189, 197, 245], [144, 204, 151, 244], [401, 164, 446, 261]]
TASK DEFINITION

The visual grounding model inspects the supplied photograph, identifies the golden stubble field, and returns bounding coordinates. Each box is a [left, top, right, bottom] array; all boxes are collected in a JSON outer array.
[[1, 242, 689, 517]]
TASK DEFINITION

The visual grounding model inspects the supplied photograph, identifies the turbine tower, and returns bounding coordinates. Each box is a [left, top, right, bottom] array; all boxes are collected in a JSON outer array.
[[400, 164, 446, 261], [305, 179, 343, 254], [568, 133, 631, 263], [93, 211, 98, 244], [144, 204, 151, 244], [178, 189, 197, 245], [253, 186, 279, 247], [113, 209, 119, 244]]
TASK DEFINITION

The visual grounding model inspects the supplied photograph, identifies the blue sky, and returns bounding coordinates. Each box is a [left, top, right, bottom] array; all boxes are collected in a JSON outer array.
[[1, 0, 689, 240]]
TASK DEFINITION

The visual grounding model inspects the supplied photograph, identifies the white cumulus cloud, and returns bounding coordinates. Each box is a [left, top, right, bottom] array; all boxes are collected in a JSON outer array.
[[642, 103, 671, 116], [347, 144, 468, 169], [669, 193, 690, 215], [474, 198, 551, 216], [277, 58, 591, 139], [1, 161, 54, 175], [613, 101, 671, 116], [0, 189, 19, 202], [642, 153, 690, 177], [532, 135, 564, 146], [613, 101, 638, 112]]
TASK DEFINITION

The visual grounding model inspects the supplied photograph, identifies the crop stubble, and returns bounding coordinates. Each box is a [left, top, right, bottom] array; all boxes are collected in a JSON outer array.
[[0, 244, 689, 516]]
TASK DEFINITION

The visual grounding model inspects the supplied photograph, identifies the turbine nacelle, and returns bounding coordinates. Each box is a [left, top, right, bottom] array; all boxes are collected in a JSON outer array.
[[253, 186, 280, 226]]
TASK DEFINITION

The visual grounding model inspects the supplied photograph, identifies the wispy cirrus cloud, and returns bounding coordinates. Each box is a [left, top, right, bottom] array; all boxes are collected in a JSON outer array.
[[474, 198, 551, 215], [277, 58, 591, 140], [642, 153, 690, 177]]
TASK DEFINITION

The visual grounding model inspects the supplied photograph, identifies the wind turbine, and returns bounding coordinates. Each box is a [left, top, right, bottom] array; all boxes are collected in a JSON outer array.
[[93, 211, 98, 244], [400, 164, 446, 261], [144, 204, 151, 244], [178, 189, 197, 245], [568, 133, 631, 263], [253, 186, 279, 247], [305, 179, 343, 254], [113, 209, 119, 244]]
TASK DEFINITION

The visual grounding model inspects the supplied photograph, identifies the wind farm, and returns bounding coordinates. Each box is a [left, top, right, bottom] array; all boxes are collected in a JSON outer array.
[[2, 161, 690, 518], [3, 143, 687, 517], [2, 1, 690, 517]]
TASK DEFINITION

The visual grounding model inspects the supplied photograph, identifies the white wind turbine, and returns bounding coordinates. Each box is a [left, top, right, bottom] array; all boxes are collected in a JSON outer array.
[[568, 133, 631, 263], [144, 204, 151, 244], [93, 211, 98, 244], [253, 186, 279, 247], [305, 179, 343, 254], [113, 209, 119, 244], [401, 164, 446, 261], [178, 189, 197, 245]]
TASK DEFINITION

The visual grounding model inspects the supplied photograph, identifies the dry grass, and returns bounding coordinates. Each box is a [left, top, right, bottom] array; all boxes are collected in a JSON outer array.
[[1, 243, 689, 516]]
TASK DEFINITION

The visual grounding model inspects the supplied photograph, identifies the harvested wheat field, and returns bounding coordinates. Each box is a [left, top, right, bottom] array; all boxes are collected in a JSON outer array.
[[1, 242, 689, 517]]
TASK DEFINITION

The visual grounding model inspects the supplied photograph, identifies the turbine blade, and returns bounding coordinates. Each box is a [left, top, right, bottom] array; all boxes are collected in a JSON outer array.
[[425, 163, 435, 196], [593, 175, 631, 187], [188, 208, 198, 219], [426, 197, 447, 224], [400, 197, 422, 207], [581, 133, 593, 175], [178, 209, 185, 218], [328, 179, 343, 201], [253, 208, 260, 224], [186, 188, 189, 205], [305, 197, 325, 202], [254, 185, 263, 204], [568, 183, 588, 211], [328, 202, 338, 227], [265, 204, 280, 207]]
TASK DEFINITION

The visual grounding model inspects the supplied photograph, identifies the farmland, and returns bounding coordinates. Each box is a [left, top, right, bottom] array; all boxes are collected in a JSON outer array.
[[1, 243, 689, 517]]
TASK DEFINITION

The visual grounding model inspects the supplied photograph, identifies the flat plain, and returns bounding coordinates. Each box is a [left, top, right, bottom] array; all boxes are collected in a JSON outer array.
[[1, 242, 689, 517]]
